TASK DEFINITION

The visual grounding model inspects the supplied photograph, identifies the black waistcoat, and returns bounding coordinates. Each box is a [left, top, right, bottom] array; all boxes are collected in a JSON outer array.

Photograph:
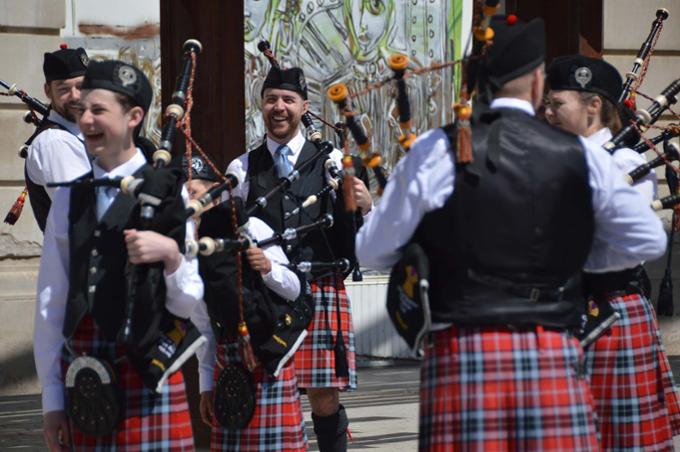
[[63, 165, 187, 350], [24, 120, 71, 232], [245, 140, 360, 274], [196, 203, 287, 341], [414, 108, 594, 324]]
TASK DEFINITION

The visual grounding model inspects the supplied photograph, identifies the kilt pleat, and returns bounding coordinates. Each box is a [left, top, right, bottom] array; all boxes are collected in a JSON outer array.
[[294, 277, 357, 390], [419, 325, 599, 451], [584, 293, 680, 450], [62, 315, 194, 451], [210, 342, 307, 451]]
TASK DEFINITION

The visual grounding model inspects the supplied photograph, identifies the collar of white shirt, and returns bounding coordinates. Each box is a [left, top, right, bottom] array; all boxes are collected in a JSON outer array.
[[48, 109, 84, 141], [266, 129, 306, 166], [584, 127, 612, 147], [92, 148, 147, 179], [489, 97, 535, 117]]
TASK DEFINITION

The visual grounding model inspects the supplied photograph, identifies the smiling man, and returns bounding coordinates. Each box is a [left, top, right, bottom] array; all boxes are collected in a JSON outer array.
[[23, 45, 92, 231], [227, 66, 371, 452]]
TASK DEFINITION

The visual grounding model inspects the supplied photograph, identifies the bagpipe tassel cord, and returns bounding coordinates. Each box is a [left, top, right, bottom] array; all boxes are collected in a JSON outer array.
[[333, 270, 349, 378], [453, 103, 473, 164], [3, 186, 28, 225], [454, 0, 500, 164], [230, 188, 258, 371], [658, 216, 675, 316]]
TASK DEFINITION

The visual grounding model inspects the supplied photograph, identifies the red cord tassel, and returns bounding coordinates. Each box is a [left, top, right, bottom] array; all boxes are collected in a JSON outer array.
[[238, 322, 258, 372], [454, 103, 473, 164], [4, 187, 28, 225]]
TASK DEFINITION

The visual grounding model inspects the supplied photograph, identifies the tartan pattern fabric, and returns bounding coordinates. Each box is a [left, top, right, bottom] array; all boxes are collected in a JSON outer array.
[[655, 325, 680, 435], [584, 293, 680, 450], [419, 325, 599, 452], [210, 341, 307, 451], [294, 276, 357, 390], [62, 315, 194, 451]]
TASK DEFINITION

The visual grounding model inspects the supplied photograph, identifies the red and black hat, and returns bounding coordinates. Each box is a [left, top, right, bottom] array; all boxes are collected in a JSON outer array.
[[480, 15, 546, 90], [546, 55, 623, 105], [261, 67, 308, 100], [82, 60, 153, 114], [43, 44, 89, 82]]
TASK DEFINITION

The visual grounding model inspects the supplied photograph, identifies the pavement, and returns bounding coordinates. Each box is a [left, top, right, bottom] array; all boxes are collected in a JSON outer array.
[[3, 358, 680, 451]]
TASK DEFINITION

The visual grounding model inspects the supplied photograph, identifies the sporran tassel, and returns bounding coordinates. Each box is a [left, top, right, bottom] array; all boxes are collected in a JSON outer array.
[[4, 187, 28, 225]]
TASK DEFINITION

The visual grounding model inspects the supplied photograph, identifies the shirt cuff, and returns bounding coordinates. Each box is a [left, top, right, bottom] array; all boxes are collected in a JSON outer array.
[[199, 370, 214, 393], [42, 383, 65, 414]]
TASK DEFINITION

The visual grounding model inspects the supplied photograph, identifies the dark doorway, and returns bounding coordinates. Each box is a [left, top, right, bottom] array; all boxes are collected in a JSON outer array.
[[504, 0, 603, 63]]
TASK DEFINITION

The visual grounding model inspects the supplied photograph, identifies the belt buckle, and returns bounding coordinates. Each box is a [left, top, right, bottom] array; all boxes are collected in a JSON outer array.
[[529, 287, 541, 302]]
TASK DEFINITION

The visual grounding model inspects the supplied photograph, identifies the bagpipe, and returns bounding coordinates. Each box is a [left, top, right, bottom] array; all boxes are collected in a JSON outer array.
[[1, 78, 53, 226], [54, 39, 208, 437]]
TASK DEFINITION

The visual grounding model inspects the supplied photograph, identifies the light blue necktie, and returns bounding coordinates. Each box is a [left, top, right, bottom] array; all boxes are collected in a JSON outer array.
[[95, 186, 116, 221], [274, 144, 293, 178]]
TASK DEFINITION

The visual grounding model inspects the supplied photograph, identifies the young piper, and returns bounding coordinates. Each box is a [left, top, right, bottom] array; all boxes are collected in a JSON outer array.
[[184, 154, 309, 451], [546, 54, 680, 449], [34, 60, 203, 450]]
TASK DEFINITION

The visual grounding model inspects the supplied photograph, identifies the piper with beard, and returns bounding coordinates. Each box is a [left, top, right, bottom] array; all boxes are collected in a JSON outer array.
[[34, 60, 204, 451], [357, 15, 667, 450], [545, 54, 680, 450], [226, 67, 371, 452], [24, 44, 92, 231]]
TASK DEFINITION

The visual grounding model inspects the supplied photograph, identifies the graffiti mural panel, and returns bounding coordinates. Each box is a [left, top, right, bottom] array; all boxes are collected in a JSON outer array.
[[245, 0, 463, 174]]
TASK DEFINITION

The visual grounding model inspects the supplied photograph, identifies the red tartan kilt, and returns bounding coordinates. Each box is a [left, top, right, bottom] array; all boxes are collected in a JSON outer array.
[[585, 292, 680, 450], [210, 341, 307, 452], [62, 315, 194, 451], [419, 325, 599, 451], [294, 276, 357, 390]]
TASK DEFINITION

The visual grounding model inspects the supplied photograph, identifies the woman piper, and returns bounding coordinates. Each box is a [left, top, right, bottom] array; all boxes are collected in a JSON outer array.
[[34, 60, 204, 450], [545, 54, 680, 450], [184, 154, 309, 451]]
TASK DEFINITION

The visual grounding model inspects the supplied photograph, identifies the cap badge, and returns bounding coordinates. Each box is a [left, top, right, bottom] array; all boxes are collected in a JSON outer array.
[[80, 52, 89, 67], [118, 65, 137, 87], [191, 157, 204, 173], [574, 66, 592, 89]]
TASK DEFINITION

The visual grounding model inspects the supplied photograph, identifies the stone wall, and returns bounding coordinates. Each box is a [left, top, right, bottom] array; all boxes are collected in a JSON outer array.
[[0, 0, 63, 395]]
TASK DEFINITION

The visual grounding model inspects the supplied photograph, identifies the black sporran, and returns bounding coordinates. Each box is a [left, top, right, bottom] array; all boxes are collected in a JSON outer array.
[[213, 363, 256, 430], [64, 356, 123, 437]]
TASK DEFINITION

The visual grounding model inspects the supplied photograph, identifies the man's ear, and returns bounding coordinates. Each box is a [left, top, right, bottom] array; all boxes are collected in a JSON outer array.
[[128, 106, 145, 129], [303, 99, 310, 113], [44, 82, 51, 99]]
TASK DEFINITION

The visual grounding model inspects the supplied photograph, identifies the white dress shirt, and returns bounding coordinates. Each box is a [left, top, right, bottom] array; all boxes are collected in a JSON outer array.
[[585, 127, 657, 203], [25, 110, 91, 199], [226, 129, 373, 220], [190, 216, 301, 392], [356, 97, 667, 274], [226, 129, 343, 200], [34, 149, 204, 414]]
